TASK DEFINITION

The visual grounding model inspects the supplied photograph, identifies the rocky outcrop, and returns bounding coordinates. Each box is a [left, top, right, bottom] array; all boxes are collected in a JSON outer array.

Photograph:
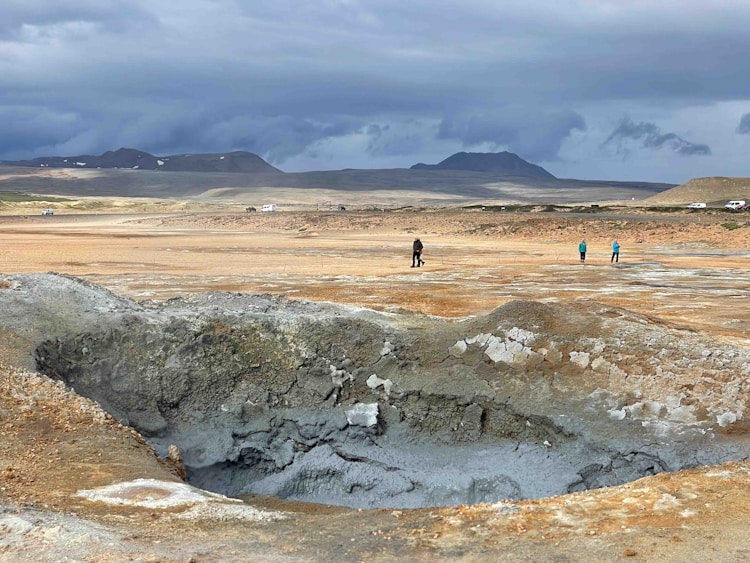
[[1, 274, 748, 508]]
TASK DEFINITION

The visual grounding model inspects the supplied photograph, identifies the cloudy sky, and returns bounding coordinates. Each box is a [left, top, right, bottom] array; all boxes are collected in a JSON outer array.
[[2, 0, 750, 182]]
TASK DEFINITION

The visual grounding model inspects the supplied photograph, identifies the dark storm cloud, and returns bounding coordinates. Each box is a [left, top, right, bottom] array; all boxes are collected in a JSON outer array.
[[0, 107, 84, 155], [738, 114, 750, 135], [1, 1, 749, 178], [603, 117, 711, 157], [364, 121, 433, 159], [197, 114, 365, 164], [438, 109, 586, 162]]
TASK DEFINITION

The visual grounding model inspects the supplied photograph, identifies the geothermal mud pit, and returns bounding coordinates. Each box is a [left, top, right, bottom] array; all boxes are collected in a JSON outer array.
[[5, 274, 743, 510]]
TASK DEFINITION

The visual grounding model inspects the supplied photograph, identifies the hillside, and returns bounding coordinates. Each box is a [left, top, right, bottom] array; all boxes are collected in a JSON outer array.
[[0, 165, 672, 203], [644, 176, 750, 205], [2, 147, 282, 174], [411, 151, 556, 179]]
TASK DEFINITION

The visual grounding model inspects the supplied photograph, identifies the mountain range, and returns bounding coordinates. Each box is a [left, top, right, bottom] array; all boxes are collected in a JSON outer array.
[[3, 148, 556, 178], [2, 148, 282, 174]]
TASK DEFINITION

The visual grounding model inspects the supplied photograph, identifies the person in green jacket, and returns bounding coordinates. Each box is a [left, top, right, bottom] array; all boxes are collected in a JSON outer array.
[[579, 239, 587, 263]]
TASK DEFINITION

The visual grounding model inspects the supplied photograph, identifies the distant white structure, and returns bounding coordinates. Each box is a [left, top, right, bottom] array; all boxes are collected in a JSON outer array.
[[41, 208, 54, 216], [261, 204, 277, 212], [687, 202, 706, 209]]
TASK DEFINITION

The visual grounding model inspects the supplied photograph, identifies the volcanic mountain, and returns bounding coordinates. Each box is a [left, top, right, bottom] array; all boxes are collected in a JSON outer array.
[[3, 147, 282, 174], [411, 151, 556, 179]]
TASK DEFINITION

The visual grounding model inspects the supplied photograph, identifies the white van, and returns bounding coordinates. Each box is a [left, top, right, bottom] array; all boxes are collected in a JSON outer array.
[[687, 202, 706, 209], [261, 204, 277, 212], [725, 200, 746, 210]]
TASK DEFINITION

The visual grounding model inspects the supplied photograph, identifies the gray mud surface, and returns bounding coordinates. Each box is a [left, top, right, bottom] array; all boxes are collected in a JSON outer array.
[[2, 273, 747, 510]]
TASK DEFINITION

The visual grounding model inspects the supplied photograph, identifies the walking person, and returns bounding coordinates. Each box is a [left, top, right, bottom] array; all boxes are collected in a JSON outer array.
[[412, 237, 425, 268], [578, 239, 587, 263], [611, 239, 620, 263]]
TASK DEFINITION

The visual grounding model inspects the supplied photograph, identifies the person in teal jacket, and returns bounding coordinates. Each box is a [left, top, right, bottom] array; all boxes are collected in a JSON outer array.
[[579, 239, 587, 263], [611, 239, 620, 263]]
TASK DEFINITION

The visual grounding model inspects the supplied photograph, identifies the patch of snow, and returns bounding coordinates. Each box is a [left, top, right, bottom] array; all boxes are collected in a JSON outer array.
[[132, 165, 139, 169]]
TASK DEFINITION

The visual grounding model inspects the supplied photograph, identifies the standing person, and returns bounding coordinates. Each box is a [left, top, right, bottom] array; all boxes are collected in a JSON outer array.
[[412, 237, 425, 268], [579, 239, 587, 263], [611, 239, 620, 263]]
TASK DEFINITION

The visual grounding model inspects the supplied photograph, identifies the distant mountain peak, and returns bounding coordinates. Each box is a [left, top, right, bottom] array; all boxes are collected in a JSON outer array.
[[411, 151, 555, 179], [2, 148, 282, 174]]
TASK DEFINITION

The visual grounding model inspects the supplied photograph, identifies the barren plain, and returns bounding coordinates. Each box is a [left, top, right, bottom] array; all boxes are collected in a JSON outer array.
[[1, 193, 750, 561]]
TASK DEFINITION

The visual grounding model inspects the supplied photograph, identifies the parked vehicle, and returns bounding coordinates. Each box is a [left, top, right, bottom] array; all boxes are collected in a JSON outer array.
[[687, 202, 706, 209], [261, 204, 277, 212], [724, 200, 746, 210], [41, 208, 54, 216]]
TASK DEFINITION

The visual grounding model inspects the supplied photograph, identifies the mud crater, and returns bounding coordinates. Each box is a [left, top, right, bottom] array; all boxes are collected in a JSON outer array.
[[24, 277, 748, 509]]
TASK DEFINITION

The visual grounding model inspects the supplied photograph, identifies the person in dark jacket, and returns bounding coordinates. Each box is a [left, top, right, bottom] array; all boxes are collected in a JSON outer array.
[[412, 238, 424, 267]]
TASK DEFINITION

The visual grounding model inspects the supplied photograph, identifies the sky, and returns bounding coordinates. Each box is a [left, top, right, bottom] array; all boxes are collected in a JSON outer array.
[[2, 0, 750, 183]]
